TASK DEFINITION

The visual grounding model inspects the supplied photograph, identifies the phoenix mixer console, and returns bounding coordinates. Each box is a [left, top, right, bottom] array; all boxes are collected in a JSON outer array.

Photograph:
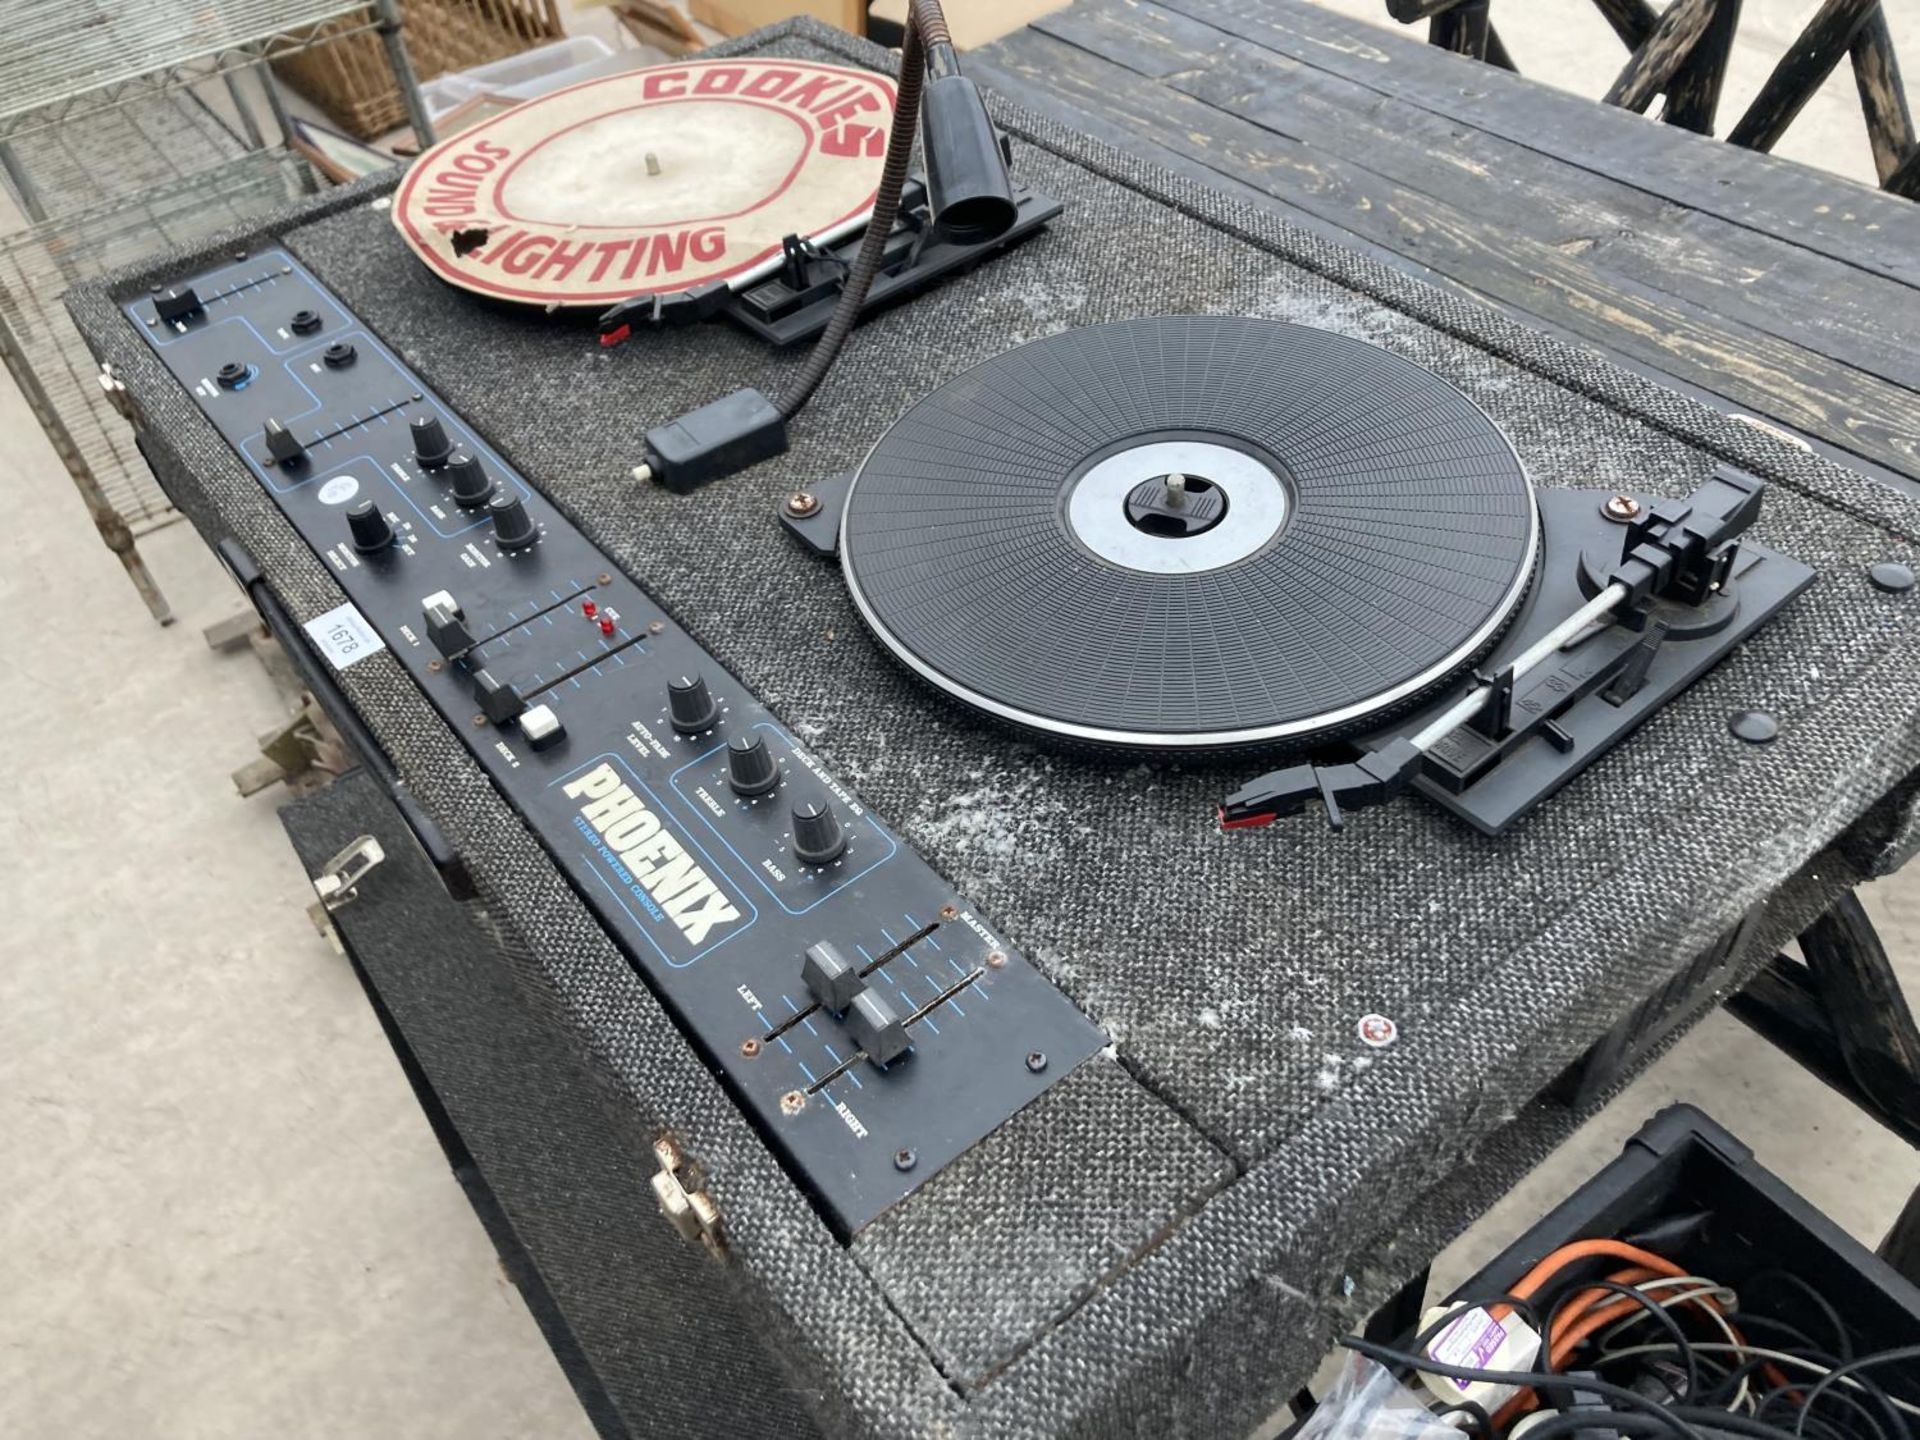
[[127, 251, 1105, 1236]]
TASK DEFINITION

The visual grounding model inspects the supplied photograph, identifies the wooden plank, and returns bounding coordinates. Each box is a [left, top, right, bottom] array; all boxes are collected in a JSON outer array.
[[1728, 0, 1881, 152], [1662, 0, 1743, 135], [1590, 0, 1660, 50], [1604, 0, 1720, 114], [1143, 0, 1920, 285], [1851, 9, 1916, 188], [967, 48, 1476, 291], [1028, 0, 1920, 396], [974, 25, 1920, 478]]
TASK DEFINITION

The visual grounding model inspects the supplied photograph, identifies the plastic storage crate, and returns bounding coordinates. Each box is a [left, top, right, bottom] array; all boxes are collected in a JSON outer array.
[[417, 35, 613, 120], [1441, 1105, 1920, 1401]]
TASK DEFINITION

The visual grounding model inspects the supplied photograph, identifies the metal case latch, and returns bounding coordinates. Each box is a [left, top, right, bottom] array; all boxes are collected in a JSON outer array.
[[651, 1136, 724, 1257], [311, 835, 385, 911]]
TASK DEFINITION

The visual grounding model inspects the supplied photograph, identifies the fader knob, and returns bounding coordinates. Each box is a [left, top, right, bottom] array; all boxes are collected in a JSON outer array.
[[446, 451, 493, 508], [410, 414, 453, 468], [264, 418, 304, 466], [346, 499, 394, 553], [726, 733, 780, 797], [791, 800, 847, 865], [488, 493, 538, 551], [668, 673, 720, 734]]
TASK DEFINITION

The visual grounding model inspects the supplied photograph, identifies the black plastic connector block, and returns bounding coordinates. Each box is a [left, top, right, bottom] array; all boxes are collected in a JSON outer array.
[[597, 279, 731, 342], [640, 388, 789, 492], [1219, 738, 1424, 831], [1605, 465, 1767, 608]]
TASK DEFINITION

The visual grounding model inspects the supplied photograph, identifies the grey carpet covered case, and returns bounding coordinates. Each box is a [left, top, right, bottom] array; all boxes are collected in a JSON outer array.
[[72, 21, 1920, 1438]]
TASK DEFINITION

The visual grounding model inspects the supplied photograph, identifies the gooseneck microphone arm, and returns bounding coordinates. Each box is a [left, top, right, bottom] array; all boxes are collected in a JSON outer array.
[[627, 0, 1019, 491]]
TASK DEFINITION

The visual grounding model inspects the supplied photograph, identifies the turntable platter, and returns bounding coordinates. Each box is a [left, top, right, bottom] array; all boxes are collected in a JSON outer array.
[[839, 317, 1539, 753]]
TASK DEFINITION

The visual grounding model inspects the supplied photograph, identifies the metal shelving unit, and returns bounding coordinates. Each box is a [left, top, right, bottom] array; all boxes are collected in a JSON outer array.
[[0, 0, 434, 216], [0, 150, 318, 621], [0, 0, 433, 622]]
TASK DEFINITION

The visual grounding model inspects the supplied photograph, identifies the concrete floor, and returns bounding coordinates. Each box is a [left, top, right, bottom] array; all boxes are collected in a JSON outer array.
[[2, 4, 1917, 1436]]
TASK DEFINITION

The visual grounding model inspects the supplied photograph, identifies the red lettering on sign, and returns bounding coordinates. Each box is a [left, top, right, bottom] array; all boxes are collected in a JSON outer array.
[[534, 238, 596, 282], [693, 66, 744, 96], [501, 234, 557, 275], [689, 226, 725, 264], [741, 67, 800, 99], [819, 124, 884, 159], [813, 92, 879, 130], [586, 239, 634, 283], [642, 69, 688, 99], [782, 74, 846, 112], [472, 228, 525, 265]]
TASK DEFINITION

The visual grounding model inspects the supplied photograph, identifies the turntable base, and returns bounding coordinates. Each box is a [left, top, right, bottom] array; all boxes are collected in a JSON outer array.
[[840, 317, 1538, 751]]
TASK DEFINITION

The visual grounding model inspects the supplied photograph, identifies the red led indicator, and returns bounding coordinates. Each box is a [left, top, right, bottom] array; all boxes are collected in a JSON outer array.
[[599, 617, 616, 636], [581, 600, 597, 618]]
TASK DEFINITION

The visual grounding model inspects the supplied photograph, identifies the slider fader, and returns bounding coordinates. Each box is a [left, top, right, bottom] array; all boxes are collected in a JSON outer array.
[[126, 251, 1104, 1236]]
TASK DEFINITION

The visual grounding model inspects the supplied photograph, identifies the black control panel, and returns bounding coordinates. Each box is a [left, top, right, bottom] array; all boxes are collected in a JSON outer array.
[[127, 251, 1104, 1236]]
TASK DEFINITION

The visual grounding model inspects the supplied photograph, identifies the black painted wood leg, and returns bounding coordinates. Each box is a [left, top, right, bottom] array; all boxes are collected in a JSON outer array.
[[1605, 0, 1724, 113], [1726, 890, 1920, 1151], [1590, 0, 1659, 50], [1729, 0, 1883, 151], [1429, 1, 1491, 62], [1664, 0, 1744, 134], [1880, 1183, 1920, 1288]]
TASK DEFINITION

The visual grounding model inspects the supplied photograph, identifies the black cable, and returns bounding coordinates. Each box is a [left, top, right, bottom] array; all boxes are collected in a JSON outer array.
[[1744, 1273, 1853, 1363], [1336, 1335, 1707, 1440], [1670, 1405, 1863, 1440], [1797, 1348, 1920, 1440], [1754, 1379, 1896, 1440], [1550, 1277, 1703, 1402], [1746, 1347, 1912, 1440], [1433, 1399, 1495, 1439], [775, 0, 946, 421], [1739, 1314, 1836, 1356], [1519, 1411, 1679, 1439]]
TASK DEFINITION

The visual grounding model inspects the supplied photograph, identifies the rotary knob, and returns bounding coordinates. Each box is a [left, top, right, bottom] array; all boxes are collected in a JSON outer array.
[[346, 499, 394, 553], [726, 733, 780, 797], [488, 493, 538, 551], [791, 800, 847, 865], [446, 451, 493, 508], [411, 414, 453, 469], [668, 673, 720, 734]]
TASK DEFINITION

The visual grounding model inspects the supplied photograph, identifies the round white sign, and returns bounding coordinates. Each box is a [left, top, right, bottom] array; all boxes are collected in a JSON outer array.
[[392, 59, 895, 308]]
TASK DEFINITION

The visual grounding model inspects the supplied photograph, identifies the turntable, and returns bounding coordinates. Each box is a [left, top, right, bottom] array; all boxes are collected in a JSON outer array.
[[782, 315, 1816, 833]]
